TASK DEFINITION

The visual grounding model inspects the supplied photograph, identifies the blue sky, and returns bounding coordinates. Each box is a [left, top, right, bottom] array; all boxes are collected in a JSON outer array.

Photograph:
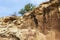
[[0, 0, 49, 17]]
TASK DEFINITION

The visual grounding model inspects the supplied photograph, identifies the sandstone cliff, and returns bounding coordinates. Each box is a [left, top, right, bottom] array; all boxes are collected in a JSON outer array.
[[0, 0, 60, 40]]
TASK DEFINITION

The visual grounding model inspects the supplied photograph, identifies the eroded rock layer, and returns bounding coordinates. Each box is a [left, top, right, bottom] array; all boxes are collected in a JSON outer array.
[[0, 0, 60, 40]]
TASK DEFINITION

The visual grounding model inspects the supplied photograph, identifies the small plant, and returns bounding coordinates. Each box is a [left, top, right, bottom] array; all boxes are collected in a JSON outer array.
[[19, 3, 36, 15]]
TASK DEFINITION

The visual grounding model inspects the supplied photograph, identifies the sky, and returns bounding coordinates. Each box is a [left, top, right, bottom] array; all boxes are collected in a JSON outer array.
[[0, 0, 49, 17]]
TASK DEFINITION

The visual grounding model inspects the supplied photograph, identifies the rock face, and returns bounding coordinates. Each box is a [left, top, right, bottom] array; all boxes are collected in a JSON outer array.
[[0, 0, 60, 40]]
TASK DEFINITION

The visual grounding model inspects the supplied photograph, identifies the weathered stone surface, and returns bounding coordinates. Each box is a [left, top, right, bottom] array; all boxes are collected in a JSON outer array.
[[0, 0, 60, 40]]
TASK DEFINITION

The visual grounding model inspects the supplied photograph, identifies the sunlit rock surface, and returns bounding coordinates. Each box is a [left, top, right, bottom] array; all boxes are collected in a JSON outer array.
[[0, 0, 60, 40]]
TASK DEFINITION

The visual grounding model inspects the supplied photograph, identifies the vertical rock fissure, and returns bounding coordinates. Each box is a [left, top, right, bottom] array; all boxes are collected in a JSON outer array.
[[30, 13, 38, 28], [42, 7, 47, 34]]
